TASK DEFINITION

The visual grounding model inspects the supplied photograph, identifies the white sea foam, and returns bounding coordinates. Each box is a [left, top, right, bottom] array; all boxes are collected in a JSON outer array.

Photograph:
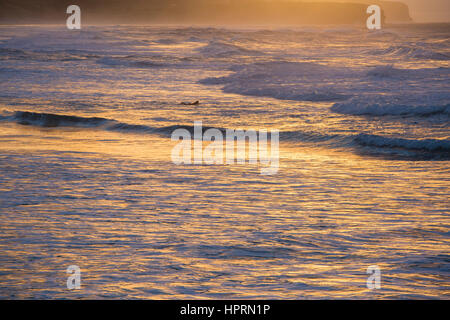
[[200, 61, 351, 101]]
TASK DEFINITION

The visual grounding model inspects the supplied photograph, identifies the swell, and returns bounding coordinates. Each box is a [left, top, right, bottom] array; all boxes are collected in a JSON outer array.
[[0, 48, 100, 62], [331, 101, 450, 117], [2, 111, 226, 136], [354, 133, 450, 153], [11, 111, 110, 128], [331, 90, 450, 118], [369, 45, 450, 61], [97, 55, 172, 68], [3, 111, 449, 160], [0, 47, 177, 68], [281, 130, 450, 157]]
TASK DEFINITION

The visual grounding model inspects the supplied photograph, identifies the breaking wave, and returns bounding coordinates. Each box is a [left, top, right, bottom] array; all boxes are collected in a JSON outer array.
[[3, 111, 226, 137], [200, 61, 351, 102], [4, 111, 449, 160], [281, 129, 449, 154], [370, 45, 450, 60], [354, 133, 450, 153], [331, 96, 450, 117]]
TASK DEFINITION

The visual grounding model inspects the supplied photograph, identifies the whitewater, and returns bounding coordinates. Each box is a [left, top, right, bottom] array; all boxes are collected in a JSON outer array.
[[0, 24, 448, 299]]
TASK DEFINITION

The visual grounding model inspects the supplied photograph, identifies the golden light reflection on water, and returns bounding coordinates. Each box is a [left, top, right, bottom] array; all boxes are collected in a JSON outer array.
[[0, 122, 448, 299], [0, 23, 449, 299]]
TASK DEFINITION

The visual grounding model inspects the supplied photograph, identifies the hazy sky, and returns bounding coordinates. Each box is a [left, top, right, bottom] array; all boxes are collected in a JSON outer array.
[[402, 0, 450, 22], [314, 0, 450, 22]]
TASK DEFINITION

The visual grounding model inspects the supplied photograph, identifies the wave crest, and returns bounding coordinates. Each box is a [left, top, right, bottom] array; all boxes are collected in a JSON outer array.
[[12, 111, 110, 127], [370, 45, 449, 60], [4, 111, 449, 160], [331, 95, 450, 117], [355, 133, 450, 152], [200, 61, 350, 102]]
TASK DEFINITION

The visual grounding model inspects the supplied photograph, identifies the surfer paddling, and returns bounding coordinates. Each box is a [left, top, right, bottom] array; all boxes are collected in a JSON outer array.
[[180, 101, 199, 105]]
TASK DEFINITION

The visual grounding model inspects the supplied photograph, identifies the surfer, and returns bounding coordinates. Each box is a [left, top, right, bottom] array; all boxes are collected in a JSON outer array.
[[180, 101, 199, 106]]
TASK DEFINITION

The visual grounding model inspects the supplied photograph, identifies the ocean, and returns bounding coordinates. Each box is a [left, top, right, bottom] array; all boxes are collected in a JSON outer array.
[[0, 24, 449, 299]]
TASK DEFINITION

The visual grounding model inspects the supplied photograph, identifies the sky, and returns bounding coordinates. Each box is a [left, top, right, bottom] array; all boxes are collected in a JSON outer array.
[[3, 0, 449, 23], [402, 0, 450, 22], [312, 0, 450, 22]]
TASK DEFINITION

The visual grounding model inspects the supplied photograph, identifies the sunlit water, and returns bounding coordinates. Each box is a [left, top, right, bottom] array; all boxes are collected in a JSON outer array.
[[0, 24, 449, 299]]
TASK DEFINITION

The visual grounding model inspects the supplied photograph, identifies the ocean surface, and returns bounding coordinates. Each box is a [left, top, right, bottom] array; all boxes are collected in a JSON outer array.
[[0, 24, 449, 299]]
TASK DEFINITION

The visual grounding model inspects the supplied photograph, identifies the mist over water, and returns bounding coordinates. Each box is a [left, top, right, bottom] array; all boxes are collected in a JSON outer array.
[[0, 23, 449, 299]]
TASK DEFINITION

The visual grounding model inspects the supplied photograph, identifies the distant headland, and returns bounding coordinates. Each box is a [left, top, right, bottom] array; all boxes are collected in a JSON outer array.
[[1, 0, 412, 25]]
